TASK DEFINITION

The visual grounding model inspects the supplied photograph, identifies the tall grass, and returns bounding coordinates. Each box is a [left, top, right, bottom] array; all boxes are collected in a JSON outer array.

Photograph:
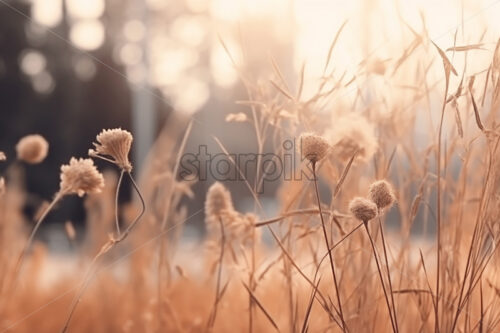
[[0, 17, 500, 333]]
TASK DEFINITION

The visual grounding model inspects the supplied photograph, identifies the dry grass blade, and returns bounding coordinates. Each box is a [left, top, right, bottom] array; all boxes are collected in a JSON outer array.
[[265, 226, 341, 328], [393, 289, 432, 295], [242, 282, 280, 332], [469, 86, 485, 132], [432, 40, 458, 77], [392, 37, 422, 76], [300, 277, 321, 333], [454, 105, 464, 138], [385, 146, 398, 177], [481, 65, 491, 107], [270, 56, 292, 97], [270, 79, 295, 100], [446, 44, 486, 52], [297, 62, 306, 100], [217, 34, 237, 67], [160, 119, 193, 229], [323, 20, 348, 75], [418, 250, 437, 312], [254, 209, 347, 227], [334, 150, 357, 197], [212, 135, 265, 214]]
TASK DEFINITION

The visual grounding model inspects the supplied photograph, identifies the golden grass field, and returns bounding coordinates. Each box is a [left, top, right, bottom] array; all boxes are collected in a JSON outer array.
[[1, 8, 500, 332]]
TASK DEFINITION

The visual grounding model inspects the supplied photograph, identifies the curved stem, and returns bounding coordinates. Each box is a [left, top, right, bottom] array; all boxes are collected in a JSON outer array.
[[114, 170, 125, 237], [60, 241, 113, 333], [117, 172, 146, 241], [61, 170, 146, 332], [14, 191, 65, 278], [312, 162, 346, 332]]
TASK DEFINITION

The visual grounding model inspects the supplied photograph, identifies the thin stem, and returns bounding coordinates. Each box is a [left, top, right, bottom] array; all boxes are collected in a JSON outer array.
[[114, 170, 124, 237], [378, 217, 399, 332], [61, 170, 146, 332], [60, 239, 114, 333], [207, 217, 226, 331], [116, 172, 146, 241], [13, 191, 65, 278], [363, 221, 397, 333], [311, 161, 346, 332], [249, 227, 255, 333], [255, 208, 348, 227], [435, 71, 449, 333]]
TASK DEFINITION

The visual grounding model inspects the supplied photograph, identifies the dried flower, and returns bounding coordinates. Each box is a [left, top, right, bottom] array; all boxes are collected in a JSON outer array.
[[89, 128, 133, 172], [299, 133, 330, 163], [60, 158, 105, 197], [16, 134, 49, 164], [349, 197, 377, 222], [205, 182, 234, 223], [326, 113, 378, 163], [368, 180, 396, 211], [0, 151, 6, 161]]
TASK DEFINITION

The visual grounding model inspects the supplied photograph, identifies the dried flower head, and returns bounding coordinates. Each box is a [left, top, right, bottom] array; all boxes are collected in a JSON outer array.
[[60, 158, 105, 197], [205, 182, 234, 222], [89, 128, 133, 171], [16, 134, 49, 164], [0, 151, 6, 161], [349, 197, 377, 222], [299, 133, 330, 163], [368, 180, 396, 211], [326, 113, 378, 163]]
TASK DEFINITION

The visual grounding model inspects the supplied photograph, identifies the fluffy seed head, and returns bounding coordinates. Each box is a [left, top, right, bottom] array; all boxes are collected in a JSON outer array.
[[205, 182, 234, 221], [349, 197, 377, 222], [16, 134, 49, 164], [60, 157, 105, 197], [89, 128, 133, 171], [368, 180, 396, 210], [299, 133, 330, 163], [326, 113, 378, 163]]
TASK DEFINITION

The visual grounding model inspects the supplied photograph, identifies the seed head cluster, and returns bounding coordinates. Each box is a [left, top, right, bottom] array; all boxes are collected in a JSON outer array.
[[369, 180, 396, 210], [299, 133, 330, 163], [89, 128, 133, 172], [60, 157, 105, 197], [205, 182, 258, 246], [349, 179, 396, 222], [349, 197, 378, 222], [205, 182, 234, 222]]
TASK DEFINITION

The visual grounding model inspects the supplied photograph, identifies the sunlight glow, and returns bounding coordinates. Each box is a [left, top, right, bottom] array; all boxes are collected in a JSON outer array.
[[70, 20, 105, 51], [31, 0, 62, 27], [66, 0, 104, 20], [123, 20, 146, 42], [20, 50, 47, 76]]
